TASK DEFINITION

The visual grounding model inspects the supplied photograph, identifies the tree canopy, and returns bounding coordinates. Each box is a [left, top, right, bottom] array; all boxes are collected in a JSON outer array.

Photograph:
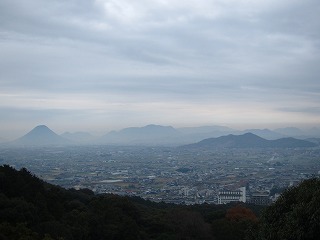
[[259, 177, 320, 240]]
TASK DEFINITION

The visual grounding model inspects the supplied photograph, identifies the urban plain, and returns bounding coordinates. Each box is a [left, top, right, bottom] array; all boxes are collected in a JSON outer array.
[[1, 144, 319, 205]]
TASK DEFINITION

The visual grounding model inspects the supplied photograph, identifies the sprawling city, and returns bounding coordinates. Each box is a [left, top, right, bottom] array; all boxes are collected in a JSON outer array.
[[1, 143, 319, 206]]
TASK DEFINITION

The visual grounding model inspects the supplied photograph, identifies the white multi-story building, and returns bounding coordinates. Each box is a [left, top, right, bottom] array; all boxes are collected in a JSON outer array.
[[218, 187, 246, 204]]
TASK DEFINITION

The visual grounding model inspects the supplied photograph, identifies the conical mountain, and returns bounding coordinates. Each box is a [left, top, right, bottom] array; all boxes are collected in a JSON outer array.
[[12, 125, 71, 146]]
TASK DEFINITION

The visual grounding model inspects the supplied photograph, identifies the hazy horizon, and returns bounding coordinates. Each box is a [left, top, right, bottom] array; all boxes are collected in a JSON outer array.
[[2, 123, 320, 142], [1, 1, 320, 140], [3, 122, 320, 141]]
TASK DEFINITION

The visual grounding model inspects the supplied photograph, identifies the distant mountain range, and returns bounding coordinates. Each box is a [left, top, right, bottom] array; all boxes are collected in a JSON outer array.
[[182, 133, 317, 149], [97, 124, 180, 145], [3, 124, 320, 147], [240, 129, 284, 140]]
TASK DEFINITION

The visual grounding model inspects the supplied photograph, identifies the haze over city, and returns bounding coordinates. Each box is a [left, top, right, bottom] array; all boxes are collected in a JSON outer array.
[[1, 0, 320, 139]]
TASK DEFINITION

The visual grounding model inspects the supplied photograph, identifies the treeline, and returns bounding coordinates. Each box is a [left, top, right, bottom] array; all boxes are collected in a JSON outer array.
[[1, 165, 319, 240]]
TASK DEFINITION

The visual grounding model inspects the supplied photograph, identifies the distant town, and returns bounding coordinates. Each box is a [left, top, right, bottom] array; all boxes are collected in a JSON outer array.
[[1, 143, 319, 206]]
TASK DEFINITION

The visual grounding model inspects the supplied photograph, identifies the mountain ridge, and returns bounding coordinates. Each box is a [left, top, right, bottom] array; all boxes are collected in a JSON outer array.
[[97, 124, 181, 145], [183, 132, 316, 149]]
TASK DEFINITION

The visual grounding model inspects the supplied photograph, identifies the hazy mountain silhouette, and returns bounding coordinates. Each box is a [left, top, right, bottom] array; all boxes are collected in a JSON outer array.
[[178, 126, 285, 141], [177, 125, 237, 142], [271, 137, 318, 148], [61, 131, 95, 143], [183, 133, 316, 149], [305, 138, 320, 146], [273, 127, 320, 139], [241, 129, 284, 140], [97, 124, 181, 145], [11, 125, 71, 146], [7, 124, 320, 147], [274, 127, 304, 137], [178, 125, 234, 135], [95, 125, 319, 146], [305, 127, 320, 137]]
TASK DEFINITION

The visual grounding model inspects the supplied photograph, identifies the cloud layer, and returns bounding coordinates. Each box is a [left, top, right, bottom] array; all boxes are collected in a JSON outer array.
[[1, 0, 320, 138]]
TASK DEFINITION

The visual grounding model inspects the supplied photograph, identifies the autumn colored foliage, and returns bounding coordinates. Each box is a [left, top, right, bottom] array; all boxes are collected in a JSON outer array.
[[225, 205, 257, 222]]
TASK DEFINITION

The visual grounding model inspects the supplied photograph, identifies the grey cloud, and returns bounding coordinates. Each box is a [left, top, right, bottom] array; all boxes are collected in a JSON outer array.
[[278, 107, 320, 115], [1, 0, 320, 136], [258, 1, 320, 38]]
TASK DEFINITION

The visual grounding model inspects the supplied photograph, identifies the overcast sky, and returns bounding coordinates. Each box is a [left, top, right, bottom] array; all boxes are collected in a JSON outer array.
[[1, 0, 320, 139]]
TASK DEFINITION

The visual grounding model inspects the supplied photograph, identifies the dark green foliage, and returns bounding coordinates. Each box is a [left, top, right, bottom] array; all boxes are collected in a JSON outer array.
[[269, 186, 287, 196], [0, 164, 263, 240], [259, 177, 320, 240], [0, 222, 40, 240], [211, 205, 258, 240], [169, 209, 212, 240]]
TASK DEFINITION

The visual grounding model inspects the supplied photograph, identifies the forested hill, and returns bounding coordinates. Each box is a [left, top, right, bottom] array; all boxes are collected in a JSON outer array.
[[1, 165, 319, 240], [183, 133, 317, 149]]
